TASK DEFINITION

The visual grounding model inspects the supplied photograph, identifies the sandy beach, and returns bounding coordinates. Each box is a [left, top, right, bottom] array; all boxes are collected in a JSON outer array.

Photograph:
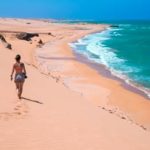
[[0, 18, 150, 150]]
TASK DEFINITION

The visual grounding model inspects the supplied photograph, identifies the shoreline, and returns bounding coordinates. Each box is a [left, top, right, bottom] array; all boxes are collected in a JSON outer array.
[[73, 48, 150, 100], [70, 30, 150, 100]]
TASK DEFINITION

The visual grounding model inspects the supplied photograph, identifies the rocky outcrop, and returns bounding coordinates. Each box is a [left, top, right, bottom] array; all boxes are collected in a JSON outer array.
[[37, 39, 44, 48], [16, 32, 39, 41], [110, 25, 119, 28], [48, 32, 55, 37], [38, 39, 43, 45], [0, 34, 12, 49], [0, 34, 7, 42]]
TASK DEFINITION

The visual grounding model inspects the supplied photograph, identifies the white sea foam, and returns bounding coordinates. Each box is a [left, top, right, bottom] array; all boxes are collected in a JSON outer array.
[[69, 28, 150, 98], [68, 43, 77, 48]]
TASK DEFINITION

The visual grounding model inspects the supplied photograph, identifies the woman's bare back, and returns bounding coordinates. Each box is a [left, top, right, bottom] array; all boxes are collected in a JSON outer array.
[[14, 62, 24, 74]]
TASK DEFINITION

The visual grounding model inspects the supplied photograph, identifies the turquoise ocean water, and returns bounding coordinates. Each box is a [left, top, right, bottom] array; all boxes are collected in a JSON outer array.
[[70, 21, 150, 97]]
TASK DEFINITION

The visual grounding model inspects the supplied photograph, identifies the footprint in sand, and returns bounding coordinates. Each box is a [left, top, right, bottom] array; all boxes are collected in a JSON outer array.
[[14, 102, 29, 114], [140, 125, 147, 130], [0, 112, 13, 121], [14, 108, 19, 111], [98, 105, 148, 131], [0, 101, 29, 121]]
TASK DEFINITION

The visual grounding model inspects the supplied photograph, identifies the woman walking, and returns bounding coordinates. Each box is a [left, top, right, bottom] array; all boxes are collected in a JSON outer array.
[[11, 54, 27, 99]]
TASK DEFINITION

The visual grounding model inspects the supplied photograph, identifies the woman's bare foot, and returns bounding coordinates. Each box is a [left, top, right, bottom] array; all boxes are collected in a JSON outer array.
[[18, 93, 21, 99]]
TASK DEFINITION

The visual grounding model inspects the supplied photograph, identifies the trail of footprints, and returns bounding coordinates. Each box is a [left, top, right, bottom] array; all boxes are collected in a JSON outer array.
[[0, 100, 147, 131], [98, 106, 147, 131], [28, 68, 148, 131], [0, 101, 29, 121]]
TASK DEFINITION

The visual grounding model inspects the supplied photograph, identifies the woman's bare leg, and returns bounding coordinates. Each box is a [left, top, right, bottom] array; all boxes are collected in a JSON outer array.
[[15, 82, 19, 90], [18, 82, 24, 99]]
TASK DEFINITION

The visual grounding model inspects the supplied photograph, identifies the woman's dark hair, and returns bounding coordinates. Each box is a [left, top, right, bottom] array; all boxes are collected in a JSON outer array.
[[15, 54, 21, 62]]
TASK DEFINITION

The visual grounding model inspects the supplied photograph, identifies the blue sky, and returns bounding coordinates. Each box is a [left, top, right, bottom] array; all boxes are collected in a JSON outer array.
[[0, 0, 149, 20]]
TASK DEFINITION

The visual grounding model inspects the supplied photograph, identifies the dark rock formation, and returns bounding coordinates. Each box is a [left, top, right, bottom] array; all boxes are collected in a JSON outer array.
[[48, 32, 55, 37], [5, 43, 12, 49], [37, 39, 44, 48], [38, 39, 43, 45], [0, 34, 7, 42], [0, 34, 12, 50], [110, 25, 119, 28], [48, 32, 52, 35], [16, 32, 39, 41]]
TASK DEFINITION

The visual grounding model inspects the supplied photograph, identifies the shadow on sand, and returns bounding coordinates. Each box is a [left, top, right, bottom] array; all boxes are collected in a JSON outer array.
[[21, 97, 43, 104]]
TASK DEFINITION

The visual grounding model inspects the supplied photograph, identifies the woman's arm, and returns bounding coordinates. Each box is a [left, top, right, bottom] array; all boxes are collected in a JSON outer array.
[[10, 64, 15, 80], [23, 63, 27, 75]]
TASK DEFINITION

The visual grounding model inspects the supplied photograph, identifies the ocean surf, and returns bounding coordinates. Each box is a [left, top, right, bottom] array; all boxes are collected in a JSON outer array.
[[70, 22, 150, 98]]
